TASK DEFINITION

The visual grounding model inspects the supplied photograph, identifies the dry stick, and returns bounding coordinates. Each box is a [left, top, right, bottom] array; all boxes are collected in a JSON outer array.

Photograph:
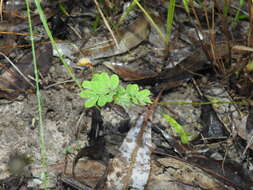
[[67, 24, 82, 39], [43, 79, 74, 89], [203, 0, 217, 66], [190, 1, 219, 73], [189, 2, 205, 45], [93, 0, 119, 48], [248, 0, 253, 45], [215, 0, 231, 74], [0, 31, 42, 37], [0, 40, 54, 49], [0, 52, 35, 88], [206, 1, 224, 74]]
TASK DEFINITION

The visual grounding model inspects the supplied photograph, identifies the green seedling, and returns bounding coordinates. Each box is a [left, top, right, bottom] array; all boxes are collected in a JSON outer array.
[[80, 72, 152, 108], [163, 113, 190, 144], [232, 0, 245, 27], [58, 4, 69, 16], [182, 0, 190, 13], [247, 60, 253, 71]]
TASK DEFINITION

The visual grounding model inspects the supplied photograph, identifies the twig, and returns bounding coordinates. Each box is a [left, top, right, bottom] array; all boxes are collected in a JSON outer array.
[[93, 0, 119, 48], [0, 52, 35, 88], [44, 80, 74, 89]]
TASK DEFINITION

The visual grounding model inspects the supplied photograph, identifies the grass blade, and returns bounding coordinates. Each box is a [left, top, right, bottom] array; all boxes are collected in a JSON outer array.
[[119, 0, 138, 24], [134, 0, 166, 43], [166, 0, 176, 45], [163, 114, 190, 144], [33, 0, 81, 89], [25, 0, 49, 188]]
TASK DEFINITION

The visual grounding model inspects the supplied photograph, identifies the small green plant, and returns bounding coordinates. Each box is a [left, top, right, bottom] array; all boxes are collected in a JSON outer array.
[[80, 72, 152, 108], [247, 60, 253, 71], [163, 114, 190, 144]]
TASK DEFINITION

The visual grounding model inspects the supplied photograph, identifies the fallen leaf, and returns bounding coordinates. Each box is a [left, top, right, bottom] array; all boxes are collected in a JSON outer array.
[[0, 44, 52, 99], [103, 112, 152, 189]]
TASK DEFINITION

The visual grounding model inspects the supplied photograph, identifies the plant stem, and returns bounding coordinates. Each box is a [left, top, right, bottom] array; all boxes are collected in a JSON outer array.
[[25, 0, 49, 189], [33, 0, 81, 89]]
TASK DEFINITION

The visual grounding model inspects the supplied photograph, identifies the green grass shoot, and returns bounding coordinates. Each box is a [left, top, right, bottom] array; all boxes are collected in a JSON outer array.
[[118, 0, 138, 24], [232, 0, 245, 27], [182, 0, 190, 13], [166, 0, 176, 45], [25, 0, 49, 188], [33, 0, 81, 89], [163, 114, 190, 144], [134, 0, 166, 42], [247, 60, 253, 71]]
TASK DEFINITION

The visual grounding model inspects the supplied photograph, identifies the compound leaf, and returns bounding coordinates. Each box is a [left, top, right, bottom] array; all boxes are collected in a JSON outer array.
[[80, 72, 151, 108]]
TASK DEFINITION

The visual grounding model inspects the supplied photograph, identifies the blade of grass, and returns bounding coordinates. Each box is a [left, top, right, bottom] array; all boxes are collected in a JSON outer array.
[[223, 0, 230, 17], [25, 0, 49, 189], [58, 3, 70, 16], [247, 60, 253, 71], [182, 0, 190, 13], [118, 0, 138, 24], [166, 0, 176, 45], [93, 0, 119, 48], [163, 113, 190, 144], [232, 0, 245, 27], [33, 0, 81, 89], [92, 14, 101, 32], [133, 0, 166, 43]]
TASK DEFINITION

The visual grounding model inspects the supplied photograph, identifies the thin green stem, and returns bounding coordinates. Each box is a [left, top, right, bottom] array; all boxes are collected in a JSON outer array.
[[182, 0, 190, 13], [25, 0, 49, 189], [33, 0, 81, 89], [232, 0, 245, 27], [134, 0, 166, 42], [166, 0, 176, 45]]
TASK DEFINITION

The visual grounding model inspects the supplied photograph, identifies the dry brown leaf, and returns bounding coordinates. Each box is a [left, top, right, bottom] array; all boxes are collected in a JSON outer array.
[[103, 113, 152, 190]]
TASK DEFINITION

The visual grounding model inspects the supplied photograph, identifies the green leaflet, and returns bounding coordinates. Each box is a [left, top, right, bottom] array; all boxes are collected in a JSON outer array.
[[110, 74, 119, 89], [114, 93, 131, 108], [85, 96, 98, 108], [79, 90, 96, 98], [126, 84, 139, 96]]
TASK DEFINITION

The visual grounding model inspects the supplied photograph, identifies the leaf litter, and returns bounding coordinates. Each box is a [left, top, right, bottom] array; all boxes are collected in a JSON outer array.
[[104, 112, 152, 189]]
